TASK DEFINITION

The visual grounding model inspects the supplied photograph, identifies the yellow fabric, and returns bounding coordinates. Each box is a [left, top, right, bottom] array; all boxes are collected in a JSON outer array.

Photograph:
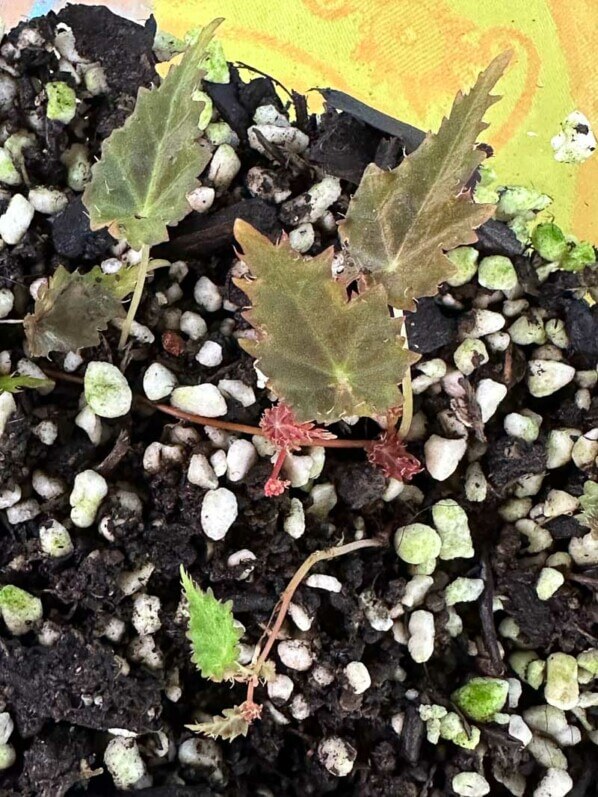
[[155, 0, 597, 240]]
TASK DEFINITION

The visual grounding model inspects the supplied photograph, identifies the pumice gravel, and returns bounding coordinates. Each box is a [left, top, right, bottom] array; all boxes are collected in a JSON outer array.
[[0, 5, 596, 797]]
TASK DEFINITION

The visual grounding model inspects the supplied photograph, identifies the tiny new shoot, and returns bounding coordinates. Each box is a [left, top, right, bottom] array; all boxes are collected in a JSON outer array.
[[181, 538, 384, 740]]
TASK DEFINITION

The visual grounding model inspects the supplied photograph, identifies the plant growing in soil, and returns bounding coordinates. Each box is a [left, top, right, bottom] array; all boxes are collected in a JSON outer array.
[[82, 20, 221, 348], [181, 538, 384, 739]]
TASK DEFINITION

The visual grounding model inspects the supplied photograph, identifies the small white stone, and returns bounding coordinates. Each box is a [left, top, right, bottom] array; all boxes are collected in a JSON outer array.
[[476, 379, 507, 423], [74, 404, 102, 445], [28, 186, 68, 215], [307, 482, 337, 519], [445, 577, 484, 606], [453, 339, 489, 375], [143, 442, 183, 473], [424, 435, 467, 481], [282, 452, 314, 488], [32, 470, 64, 500], [306, 574, 342, 593], [402, 575, 434, 608], [508, 715, 532, 746], [177, 737, 225, 784], [210, 449, 227, 477], [0, 194, 34, 244], [533, 768, 573, 797], [551, 110, 596, 164], [528, 360, 575, 398], [6, 498, 40, 525], [180, 310, 207, 341], [218, 379, 255, 407], [289, 222, 315, 253], [544, 653, 578, 710], [208, 143, 241, 191], [344, 661, 371, 694], [288, 601, 312, 631], [0, 288, 14, 319], [544, 489, 578, 518], [194, 276, 222, 312], [171, 384, 227, 417], [569, 532, 598, 566], [253, 104, 289, 126], [317, 737, 356, 777], [290, 694, 311, 720], [104, 737, 148, 791], [408, 610, 435, 663], [267, 674, 294, 703], [462, 309, 505, 338], [278, 640, 313, 671], [508, 312, 547, 346], [201, 488, 238, 540], [132, 594, 161, 636], [572, 430, 598, 470], [197, 340, 223, 367], [504, 412, 541, 442], [33, 420, 58, 445], [452, 772, 490, 796], [282, 175, 341, 225], [84, 362, 132, 418], [546, 428, 579, 469], [465, 462, 488, 502], [226, 439, 257, 481], [536, 567, 565, 601], [187, 453, 219, 489], [69, 469, 108, 528], [248, 124, 309, 157], [0, 485, 21, 510], [186, 186, 215, 213], [63, 351, 84, 372], [143, 363, 177, 401], [432, 499, 474, 559], [0, 744, 16, 771], [0, 713, 14, 746], [0, 392, 16, 440], [284, 498, 305, 539]]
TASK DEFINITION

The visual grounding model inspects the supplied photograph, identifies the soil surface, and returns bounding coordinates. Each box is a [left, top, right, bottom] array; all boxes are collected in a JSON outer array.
[[0, 6, 597, 797]]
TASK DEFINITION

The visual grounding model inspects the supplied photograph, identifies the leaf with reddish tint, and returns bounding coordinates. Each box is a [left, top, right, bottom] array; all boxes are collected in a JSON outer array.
[[340, 52, 510, 310], [234, 221, 417, 423], [365, 431, 423, 482], [260, 403, 337, 451]]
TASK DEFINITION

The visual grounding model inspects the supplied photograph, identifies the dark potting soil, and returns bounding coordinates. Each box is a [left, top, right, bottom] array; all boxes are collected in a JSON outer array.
[[0, 6, 597, 797]]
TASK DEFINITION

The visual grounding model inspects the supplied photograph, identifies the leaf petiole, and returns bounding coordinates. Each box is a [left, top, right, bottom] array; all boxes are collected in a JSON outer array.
[[118, 243, 150, 348]]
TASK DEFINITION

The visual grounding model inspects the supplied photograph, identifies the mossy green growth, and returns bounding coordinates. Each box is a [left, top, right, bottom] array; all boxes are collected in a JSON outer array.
[[46, 82, 77, 124], [452, 677, 509, 722], [446, 246, 478, 287], [0, 148, 21, 186], [203, 40, 229, 83], [473, 163, 499, 204], [531, 222, 568, 262], [579, 481, 598, 531], [0, 585, 43, 634], [477, 255, 518, 291], [439, 712, 481, 749], [394, 523, 441, 565], [561, 239, 595, 272]]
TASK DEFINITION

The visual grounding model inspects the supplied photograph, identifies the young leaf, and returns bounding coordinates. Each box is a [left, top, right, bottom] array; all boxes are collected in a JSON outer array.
[[181, 567, 242, 682], [340, 52, 511, 310], [82, 20, 221, 249], [187, 705, 251, 741], [0, 374, 53, 393], [23, 266, 126, 358], [365, 430, 423, 482], [234, 220, 418, 424]]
